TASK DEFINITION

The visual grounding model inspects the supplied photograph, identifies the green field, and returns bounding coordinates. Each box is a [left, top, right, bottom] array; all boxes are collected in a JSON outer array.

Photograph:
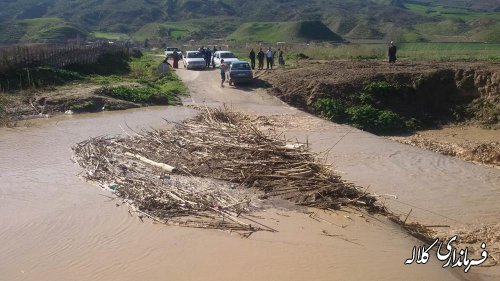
[[271, 42, 500, 62], [398, 42, 500, 61], [90, 32, 130, 41]]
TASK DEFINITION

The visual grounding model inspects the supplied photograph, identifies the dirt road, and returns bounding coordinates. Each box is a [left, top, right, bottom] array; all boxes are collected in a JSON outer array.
[[0, 64, 498, 281]]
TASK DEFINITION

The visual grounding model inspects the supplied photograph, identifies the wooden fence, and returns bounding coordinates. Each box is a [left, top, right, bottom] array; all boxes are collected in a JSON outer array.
[[0, 43, 129, 73]]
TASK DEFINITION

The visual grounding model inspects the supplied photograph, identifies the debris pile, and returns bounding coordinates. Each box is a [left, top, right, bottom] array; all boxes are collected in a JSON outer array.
[[73, 107, 377, 232]]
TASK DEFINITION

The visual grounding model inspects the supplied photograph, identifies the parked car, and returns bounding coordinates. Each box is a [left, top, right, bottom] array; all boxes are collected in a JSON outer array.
[[183, 51, 206, 70], [165, 47, 180, 58], [213, 51, 239, 67], [229, 61, 253, 85]]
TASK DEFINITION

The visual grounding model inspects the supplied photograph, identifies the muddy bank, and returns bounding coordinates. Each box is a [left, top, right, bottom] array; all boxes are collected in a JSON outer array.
[[0, 52, 184, 126], [261, 61, 499, 129], [259, 60, 499, 166], [389, 126, 500, 168], [2, 83, 139, 120]]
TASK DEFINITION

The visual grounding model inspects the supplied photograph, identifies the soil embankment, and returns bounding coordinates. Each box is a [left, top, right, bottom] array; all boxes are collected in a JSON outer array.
[[260, 61, 500, 167]]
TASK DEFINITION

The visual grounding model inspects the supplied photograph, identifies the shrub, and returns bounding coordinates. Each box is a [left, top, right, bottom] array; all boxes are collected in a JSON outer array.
[[363, 81, 397, 95], [313, 98, 347, 122], [346, 104, 405, 133], [376, 110, 405, 133], [346, 104, 380, 131], [97, 86, 168, 104]]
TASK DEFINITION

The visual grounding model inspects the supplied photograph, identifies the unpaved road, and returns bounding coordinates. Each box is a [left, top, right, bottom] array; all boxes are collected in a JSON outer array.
[[0, 63, 498, 281]]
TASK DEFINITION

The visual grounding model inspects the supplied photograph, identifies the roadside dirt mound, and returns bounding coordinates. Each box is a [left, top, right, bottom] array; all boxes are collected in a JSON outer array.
[[262, 61, 499, 127]]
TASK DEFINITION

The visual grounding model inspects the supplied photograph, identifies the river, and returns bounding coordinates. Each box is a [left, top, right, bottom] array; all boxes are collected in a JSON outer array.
[[0, 65, 498, 280]]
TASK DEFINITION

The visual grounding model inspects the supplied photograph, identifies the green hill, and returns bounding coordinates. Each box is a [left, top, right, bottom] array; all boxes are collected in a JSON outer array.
[[227, 21, 344, 43], [132, 17, 240, 42], [0, 0, 498, 43], [0, 18, 87, 43]]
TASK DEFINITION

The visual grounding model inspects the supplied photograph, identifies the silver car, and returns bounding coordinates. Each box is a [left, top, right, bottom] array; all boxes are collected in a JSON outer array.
[[183, 51, 206, 70]]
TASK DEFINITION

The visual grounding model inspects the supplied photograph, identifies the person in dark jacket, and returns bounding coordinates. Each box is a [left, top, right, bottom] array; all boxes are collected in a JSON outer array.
[[205, 48, 212, 68], [278, 48, 284, 66], [257, 48, 265, 70], [172, 50, 180, 69], [249, 48, 256, 69], [388, 41, 397, 64]]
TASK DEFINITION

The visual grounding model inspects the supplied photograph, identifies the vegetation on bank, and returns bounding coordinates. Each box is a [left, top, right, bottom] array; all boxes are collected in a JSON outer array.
[[96, 74, 184, 106], [311, 79, 480, 134], [0, 51, 185, 125]]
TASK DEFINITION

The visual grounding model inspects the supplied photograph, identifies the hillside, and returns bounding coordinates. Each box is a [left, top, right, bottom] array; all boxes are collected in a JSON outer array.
[[0, 18, 87, 43], [0, 0, 498, 43], [227, 21, 344, 43]]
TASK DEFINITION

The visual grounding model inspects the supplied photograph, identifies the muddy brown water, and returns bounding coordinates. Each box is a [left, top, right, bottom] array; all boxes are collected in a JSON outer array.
[[0, 64, 498, 280]]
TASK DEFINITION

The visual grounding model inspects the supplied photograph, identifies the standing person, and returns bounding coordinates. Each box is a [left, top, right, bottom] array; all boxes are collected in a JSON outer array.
[[266, 47, 273, 69], [205, 48, 212, 68], [249, 48, 256, 70], [388, 41, 397, 64], [212, 46, 217, 68], [257, 48, 265, 70], [173, 50, 179, 69], [219, 59, 229, 87], [278, 48, 284, 66]]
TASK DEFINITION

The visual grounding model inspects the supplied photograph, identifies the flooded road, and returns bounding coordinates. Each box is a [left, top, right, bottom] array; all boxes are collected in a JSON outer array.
[[178, 67, 500, 226], [0, 65, 498, 280]]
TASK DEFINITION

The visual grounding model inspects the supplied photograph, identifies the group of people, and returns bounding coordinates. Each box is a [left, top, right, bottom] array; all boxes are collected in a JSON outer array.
[[169, 46, 223, 69], [199, 46, 221, 68], [249, 47, 284, 70]]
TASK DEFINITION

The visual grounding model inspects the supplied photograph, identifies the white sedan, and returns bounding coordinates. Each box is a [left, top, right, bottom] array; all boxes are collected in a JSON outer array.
[[213, 51, 239, 67], [183, 51, 206, 70]]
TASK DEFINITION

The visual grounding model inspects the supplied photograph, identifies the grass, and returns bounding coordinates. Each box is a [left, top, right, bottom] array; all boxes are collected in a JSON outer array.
[[398, 42, 500, 61], [91, 52, 186, 105], [227, 21, 343, 43], [90, 32, 130, 41], [273, 42, 500, 62]]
